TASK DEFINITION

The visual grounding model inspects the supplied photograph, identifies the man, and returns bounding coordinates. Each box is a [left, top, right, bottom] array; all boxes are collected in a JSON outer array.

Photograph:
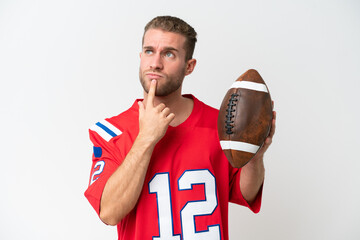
[[85, 16, 276, 240]]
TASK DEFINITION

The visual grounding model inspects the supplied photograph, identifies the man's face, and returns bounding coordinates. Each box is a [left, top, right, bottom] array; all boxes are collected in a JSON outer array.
[[139, 28, 189, 96]]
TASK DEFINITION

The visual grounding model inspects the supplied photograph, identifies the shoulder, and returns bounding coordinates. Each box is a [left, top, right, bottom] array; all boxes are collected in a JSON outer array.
[[191, 95, 218, 113], [190, 95, 219, 128], [89, 100, 139, 142]]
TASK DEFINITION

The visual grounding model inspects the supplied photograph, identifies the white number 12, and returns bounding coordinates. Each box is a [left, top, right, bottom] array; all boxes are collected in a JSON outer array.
[[149, 169, 220, 240]]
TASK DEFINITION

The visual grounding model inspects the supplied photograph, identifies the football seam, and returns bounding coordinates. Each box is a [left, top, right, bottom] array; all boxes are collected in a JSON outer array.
[[225, 92, 239, 135]]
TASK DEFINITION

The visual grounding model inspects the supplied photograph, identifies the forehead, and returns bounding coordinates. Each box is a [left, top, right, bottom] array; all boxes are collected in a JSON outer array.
[[143, 28, 186, 50]]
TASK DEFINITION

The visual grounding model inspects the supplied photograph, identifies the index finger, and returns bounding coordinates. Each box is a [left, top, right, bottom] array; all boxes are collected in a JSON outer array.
[[147, 80, 157, 107]]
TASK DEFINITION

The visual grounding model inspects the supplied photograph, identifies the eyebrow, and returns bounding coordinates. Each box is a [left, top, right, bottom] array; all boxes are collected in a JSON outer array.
[[143, 46, 179, 52]]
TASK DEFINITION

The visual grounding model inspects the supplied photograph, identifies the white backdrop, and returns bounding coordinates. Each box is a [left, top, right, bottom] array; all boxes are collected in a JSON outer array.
[[1, 0, 359, 239]]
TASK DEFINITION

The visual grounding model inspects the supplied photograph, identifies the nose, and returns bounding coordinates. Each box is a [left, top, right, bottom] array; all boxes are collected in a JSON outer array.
[[150, 53, 163, 70]]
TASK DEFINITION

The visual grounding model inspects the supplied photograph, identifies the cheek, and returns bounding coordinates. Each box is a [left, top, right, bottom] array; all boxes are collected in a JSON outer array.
[[139, 56, 149, 70], [175, 63, 187, 75], [168, 61, 184, 72], [139, 60, 145, 71]]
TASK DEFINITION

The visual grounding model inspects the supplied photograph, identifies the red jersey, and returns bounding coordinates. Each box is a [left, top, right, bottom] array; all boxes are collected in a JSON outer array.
[[85, 95, 262, 240]]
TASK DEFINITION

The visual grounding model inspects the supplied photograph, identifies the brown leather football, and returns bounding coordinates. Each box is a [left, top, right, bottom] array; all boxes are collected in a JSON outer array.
[[218, 69, 273, 168]]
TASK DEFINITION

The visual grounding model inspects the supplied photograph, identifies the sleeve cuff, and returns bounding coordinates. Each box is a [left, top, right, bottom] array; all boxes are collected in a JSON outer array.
[[229, 168, 263, 213]]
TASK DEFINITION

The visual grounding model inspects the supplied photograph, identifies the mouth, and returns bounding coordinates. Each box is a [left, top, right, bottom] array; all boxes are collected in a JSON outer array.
[[145, 72, 164, 80]]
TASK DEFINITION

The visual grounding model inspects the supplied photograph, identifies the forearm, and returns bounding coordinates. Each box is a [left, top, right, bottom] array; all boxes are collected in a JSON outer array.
[[239, 157, 265, 204], [100, 136, 155, 225], [99, 80, 175, 225]]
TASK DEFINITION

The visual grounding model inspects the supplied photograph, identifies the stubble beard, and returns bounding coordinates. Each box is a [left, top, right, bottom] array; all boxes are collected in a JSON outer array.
[[139, 68, 186, 96]]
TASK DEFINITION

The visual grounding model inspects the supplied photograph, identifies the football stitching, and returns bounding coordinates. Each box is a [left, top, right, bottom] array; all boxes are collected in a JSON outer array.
[[225, 93, 239, 135]]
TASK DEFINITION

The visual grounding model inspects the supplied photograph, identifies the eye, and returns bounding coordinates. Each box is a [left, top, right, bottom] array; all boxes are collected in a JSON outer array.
[[144, 49, 153, 55], [165, 52, 174, 58]]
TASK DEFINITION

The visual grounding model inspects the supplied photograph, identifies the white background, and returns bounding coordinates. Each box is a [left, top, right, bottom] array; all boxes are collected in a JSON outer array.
[[1, 0, 359, 239]]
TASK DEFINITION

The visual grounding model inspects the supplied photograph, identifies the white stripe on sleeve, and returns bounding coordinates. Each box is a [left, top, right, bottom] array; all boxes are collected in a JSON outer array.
[[90, 124, 113, 142], [99, 120, 123, 136]]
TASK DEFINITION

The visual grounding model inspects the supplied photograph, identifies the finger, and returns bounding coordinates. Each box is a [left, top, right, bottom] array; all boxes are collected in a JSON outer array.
[[138, 101, 145, 116], [269, 111, 276, 137], [147, 80, 157, 108], [166, 113, 176, 123], [256, 111, 276, 157], [259, 133, 273, 153], [156, 103, 166, 112], [264, 135, 272, 146], [161, 107, 171, 116]]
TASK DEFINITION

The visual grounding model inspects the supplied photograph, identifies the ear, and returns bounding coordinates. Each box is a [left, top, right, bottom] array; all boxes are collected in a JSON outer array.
[[185, 59, 197, 76], [139, 52, 142, 59]]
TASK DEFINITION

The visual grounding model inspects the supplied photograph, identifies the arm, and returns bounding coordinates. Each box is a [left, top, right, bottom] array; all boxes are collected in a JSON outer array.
[[100, 80, 175, 225], [240, 110, 276, 204]]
